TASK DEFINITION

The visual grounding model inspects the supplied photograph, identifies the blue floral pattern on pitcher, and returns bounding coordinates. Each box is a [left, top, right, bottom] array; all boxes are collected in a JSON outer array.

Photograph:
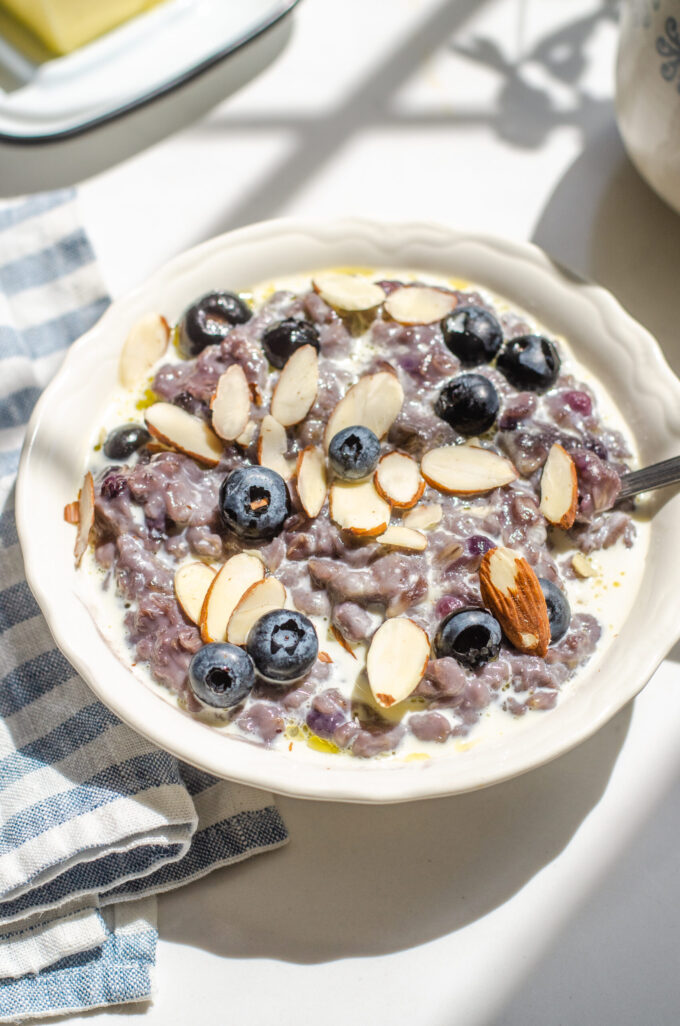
[[656, 16, 680, 89]]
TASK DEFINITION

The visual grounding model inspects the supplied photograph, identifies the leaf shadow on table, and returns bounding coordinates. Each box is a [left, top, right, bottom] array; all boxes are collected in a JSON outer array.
[[159, 702, 631, 963], [202, 1, 620, 237], [0, 0, 489, 199], [532, 120, 680, 377]]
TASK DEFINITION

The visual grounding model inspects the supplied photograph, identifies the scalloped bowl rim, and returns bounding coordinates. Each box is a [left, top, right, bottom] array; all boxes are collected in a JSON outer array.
[[15, 217, 680, 803]]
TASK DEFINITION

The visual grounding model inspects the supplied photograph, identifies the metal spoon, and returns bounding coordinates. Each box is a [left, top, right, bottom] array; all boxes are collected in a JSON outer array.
[[617, 455, 680, 502]]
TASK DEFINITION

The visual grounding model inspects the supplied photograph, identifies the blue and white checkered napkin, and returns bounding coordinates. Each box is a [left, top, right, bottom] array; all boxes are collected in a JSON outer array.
[[0, 190, 288, 1022]]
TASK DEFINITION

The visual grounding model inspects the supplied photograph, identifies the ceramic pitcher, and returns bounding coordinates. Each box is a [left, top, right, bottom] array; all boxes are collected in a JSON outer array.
[[616, 0, 680, 213]]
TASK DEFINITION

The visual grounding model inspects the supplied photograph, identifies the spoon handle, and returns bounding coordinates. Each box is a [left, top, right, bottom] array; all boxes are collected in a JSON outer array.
[[617, 455, 680, 501]]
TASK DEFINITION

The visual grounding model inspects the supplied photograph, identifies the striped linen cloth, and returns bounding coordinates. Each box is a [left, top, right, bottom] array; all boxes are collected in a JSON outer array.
[[0, 190, 288, 1022]]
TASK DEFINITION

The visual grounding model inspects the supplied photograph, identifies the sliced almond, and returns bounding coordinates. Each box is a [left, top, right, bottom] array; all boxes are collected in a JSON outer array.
[[403, 502, 443, 530], [466, 503, 493, 519], [227, 577, 287, 646], [174, 562, 217, 625], [421, 444, 518, 495], [241, 548, 267, 566], [330, 619, 361, 660], [540, 443, 578, 529], [146, 441, 173, 455], [329, 478, 390, 536], [313, 272, 386, 312], [330, 624, 358, 659], [378, 525, 427, 551], [74, 471, 94, 567], [64, 501, 79, 524], [271, 345, 319, 426], [296, 446, 328, 518], [374, 451, 424, 508], [384, 286, 457, 326], [145, 403, 224, 466], [318, 651, 333, 664], [235, 419, 257, 448], [434, 540, 464, 564], [572, 552, 600, 578], [210, 364, 250, 442], [200, 553, 265, 643], [324, 371, 404, 451], [479, 546, 550, 657], [367, 618, 430, 708], [257, 414, 293, 480], [118, 313, 169, 390]]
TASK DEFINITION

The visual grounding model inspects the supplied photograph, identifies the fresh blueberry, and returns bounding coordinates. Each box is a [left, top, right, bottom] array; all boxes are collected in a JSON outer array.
[[328, 425, 381, 480], [188, 643, 255, 708], [246, 609, 319, 683], [435, 373, 499, 435], [219, 465, 291, 540], [261, 318, 320, 369], [434, 608, 502, 668], [440, 305, 503, 365], [498, 393, 537, 430], [100, 469, 128, 500], [497, 334, 560, 392], [584, 438, 608, 461], [178, 291, 252, 357], [467, 535, 495, 557], [435, 595, 465, 621], [538, 578, 571, 644], [103, 424, 151, 460], [563, 390, 592, 416], [172, 390, 209, 421], [306, 691, 347, 738]]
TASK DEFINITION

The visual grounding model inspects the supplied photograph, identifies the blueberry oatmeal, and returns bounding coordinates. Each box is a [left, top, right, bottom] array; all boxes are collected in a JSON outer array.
[[68, 270, 646, 760]]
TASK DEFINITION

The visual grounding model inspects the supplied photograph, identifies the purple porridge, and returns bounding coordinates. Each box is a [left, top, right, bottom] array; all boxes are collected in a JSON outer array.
[[78, 271, 638, 759]]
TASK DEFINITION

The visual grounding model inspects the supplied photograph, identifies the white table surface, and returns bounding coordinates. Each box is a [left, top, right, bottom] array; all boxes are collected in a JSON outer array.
[[3, 1, 680, 1023]]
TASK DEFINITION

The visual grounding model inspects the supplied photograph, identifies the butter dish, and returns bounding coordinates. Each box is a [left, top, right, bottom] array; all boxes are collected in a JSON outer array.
[[0, 0, 298, 142]]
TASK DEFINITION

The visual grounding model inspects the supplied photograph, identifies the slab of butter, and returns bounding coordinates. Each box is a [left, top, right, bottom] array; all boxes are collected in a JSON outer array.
[[1, 0, 165, 54]]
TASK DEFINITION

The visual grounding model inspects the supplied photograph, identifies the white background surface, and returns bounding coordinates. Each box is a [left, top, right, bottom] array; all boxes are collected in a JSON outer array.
[[3, 0, 680, 1023]]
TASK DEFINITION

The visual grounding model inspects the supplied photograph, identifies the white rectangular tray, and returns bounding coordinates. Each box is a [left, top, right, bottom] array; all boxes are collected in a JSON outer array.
[[0, 0, 298, 142]]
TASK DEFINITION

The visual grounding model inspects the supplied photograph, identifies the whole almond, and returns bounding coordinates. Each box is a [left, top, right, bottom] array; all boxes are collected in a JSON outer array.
[[479, 546, 550, 657]]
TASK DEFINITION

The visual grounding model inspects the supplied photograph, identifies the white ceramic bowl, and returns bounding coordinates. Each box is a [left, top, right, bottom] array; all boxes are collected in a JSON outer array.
[[16, 219, 680, 803]]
